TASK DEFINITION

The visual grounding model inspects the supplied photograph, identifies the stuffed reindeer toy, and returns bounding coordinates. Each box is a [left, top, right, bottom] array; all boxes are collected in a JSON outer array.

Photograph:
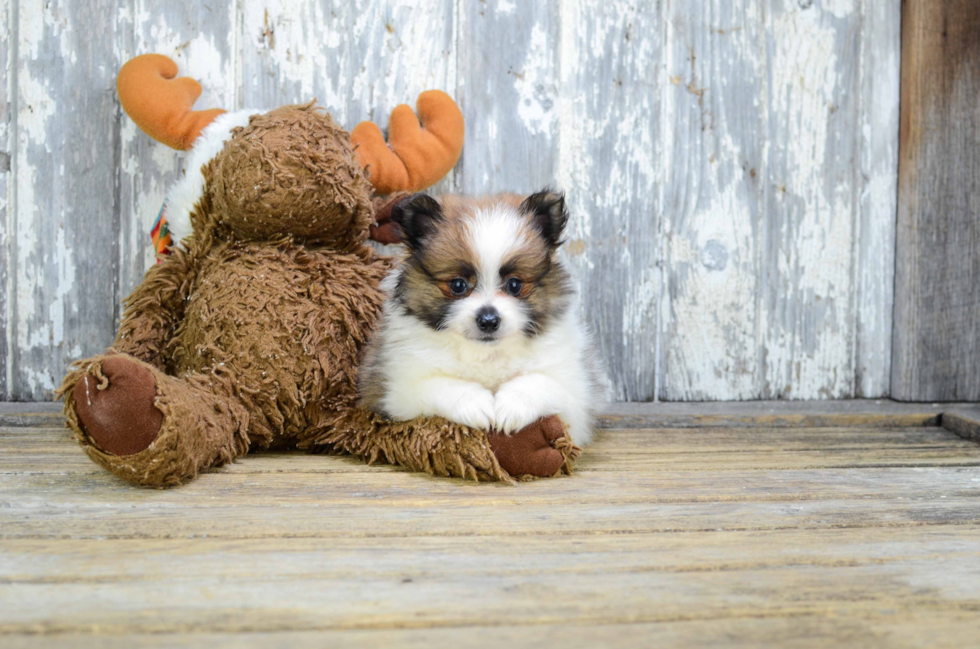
[[59, 54, 579, 487]]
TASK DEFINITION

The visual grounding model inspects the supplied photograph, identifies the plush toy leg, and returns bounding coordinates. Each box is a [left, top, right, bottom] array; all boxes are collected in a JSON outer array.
[[308, 410, 580, 483], [487, 416, 582, 481], [60, 354, 250, 487]]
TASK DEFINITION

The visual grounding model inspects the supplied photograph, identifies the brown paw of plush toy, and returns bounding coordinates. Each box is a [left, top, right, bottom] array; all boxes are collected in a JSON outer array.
[[487, 415, 574, 479], [72, 356, 162, 456]]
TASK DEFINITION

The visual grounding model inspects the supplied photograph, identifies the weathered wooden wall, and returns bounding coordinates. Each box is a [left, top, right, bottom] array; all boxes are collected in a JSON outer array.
[[1, 0, 901, 401], [893, 0, 980, 402]]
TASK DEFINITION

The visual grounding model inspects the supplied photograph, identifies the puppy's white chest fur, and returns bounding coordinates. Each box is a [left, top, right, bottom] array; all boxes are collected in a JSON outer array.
[[432, 335, 535, 390]]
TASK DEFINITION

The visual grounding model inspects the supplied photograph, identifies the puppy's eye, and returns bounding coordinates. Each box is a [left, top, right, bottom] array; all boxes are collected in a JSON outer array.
[[505, 277, 524, 297], [448, 278, 469, 296]]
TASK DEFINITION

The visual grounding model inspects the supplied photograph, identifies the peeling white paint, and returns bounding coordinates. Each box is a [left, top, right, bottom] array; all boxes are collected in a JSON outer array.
[[763, 3, 856, 399], [497, 0, 517, 15], [146, 16, 236, 111], [5, 0, 901, 401], [16, 72, 55, 149], [14, 121, 41, 356], [241, 0, 333, 107], [665, 179, 760, 400], [557, 0, 661, 400], [21, 0, 75, 64], [854, 0, 900, 398], [21, 366, 55, 393], [515, 22, 558, 136], [820, 0, 857, 20], [350, 0, 456, 127]]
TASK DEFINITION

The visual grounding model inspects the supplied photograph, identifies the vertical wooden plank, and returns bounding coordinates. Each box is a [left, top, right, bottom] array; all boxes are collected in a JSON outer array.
[[240, 0, 458, 177], [239, 0, 350, 119], [760, 0, 862, 400], [854, 0, 900, 398], [116, 1, 240, 305], [892, 0, 980, 401], [558, 0, 663, 401], [660, 1, 767, 400], [0, 0, 11, 399], [350, 0, 459, 195], [349, 0, 458, 129], [11, 0, 122, 399], [456, 0, 558, 194]]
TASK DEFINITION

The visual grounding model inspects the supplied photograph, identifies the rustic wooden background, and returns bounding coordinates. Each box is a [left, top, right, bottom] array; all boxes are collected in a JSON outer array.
[[893, 0, 980, 402], [1, 0, 904, 402]]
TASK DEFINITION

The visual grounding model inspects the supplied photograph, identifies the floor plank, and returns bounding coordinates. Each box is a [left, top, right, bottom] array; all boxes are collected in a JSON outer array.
[[3, 560, 979, 634], [6, 615, 980, 649], [4, 399, 975, 429], [5, 426, 980, 476], [5, 526, 980, 583], [2, 407, 980, 646], [943, 407, 980, 444]]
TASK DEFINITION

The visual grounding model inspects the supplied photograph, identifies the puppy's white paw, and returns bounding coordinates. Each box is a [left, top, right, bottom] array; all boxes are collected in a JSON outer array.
[[445, 386, 496, 430], [493, 392, 552, 435]]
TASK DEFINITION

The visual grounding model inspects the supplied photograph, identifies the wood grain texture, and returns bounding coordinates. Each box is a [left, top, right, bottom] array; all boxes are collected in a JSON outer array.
[[457, 0, 558, 194], [8, 430, 980, 477], [661, 0, 900, 401], [0, 0, 11, 399], [942, 407, 980, 445], [599, 399, 954, 429], [661, 0, 766, 400], [4, 426, 980, 541], [2, 0, 904, 400], [892, 0, 980, 401], [559, 0, 663, 401], [2, 413, 980, 646], [240, 0, 349, 117], [9, 0, 121, 399], [3, 540, 980, 633], [0, 398, 967, 429], [762, 0, 860, 400], [855, 0, 900, 398], [6, 616, 980, 649], [6, 434, 980, 489]]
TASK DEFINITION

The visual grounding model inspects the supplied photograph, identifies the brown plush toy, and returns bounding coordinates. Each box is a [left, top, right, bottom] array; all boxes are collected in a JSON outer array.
[[58, 54, 580, 487]]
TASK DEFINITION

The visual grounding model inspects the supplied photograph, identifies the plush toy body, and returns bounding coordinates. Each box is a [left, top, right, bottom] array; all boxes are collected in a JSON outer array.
[[59, 55, 578, 487]]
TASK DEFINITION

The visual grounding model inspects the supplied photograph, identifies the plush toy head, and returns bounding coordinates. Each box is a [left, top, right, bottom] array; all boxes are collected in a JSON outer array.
[[116, 54, 464, 250], [206, 104, 373, 246]]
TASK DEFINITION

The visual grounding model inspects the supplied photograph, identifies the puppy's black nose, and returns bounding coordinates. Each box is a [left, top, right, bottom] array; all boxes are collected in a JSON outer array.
[[476, 307, 501, 333]]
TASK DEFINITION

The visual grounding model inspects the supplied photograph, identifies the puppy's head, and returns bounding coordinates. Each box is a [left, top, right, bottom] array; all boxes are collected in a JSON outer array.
[[391, 189, 573, 343]]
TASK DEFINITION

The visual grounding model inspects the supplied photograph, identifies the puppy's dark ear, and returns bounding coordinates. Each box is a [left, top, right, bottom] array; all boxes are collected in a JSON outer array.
[[521, 189, 568, 247], [390, 193, 443, 249]]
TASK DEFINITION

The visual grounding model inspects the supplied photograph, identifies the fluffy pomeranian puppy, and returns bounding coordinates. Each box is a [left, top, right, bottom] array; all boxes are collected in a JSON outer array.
[[358, 190, 599, 446]]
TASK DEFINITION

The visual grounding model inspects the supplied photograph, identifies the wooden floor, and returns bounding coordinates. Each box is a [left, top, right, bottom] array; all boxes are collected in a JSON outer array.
[[2, 402, 980, 648]]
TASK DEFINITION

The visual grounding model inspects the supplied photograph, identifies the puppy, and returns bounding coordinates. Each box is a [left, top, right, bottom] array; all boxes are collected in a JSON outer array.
[[358, 190, 598, 446]]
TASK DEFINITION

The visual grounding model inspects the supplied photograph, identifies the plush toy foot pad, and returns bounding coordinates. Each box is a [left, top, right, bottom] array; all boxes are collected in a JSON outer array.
[[487, 415, 567, 478], [72, 356, 163, 456]]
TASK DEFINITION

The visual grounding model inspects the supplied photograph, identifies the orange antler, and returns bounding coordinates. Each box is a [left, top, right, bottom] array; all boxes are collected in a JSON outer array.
[[351, 90, 464, 194], [117, 54, 226, 151]]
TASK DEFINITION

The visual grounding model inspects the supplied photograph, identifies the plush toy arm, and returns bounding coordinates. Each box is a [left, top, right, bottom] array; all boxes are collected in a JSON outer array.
[[112, 249, 197, 370], [368, 192, 411, 244], [351, 91, 464, 195]]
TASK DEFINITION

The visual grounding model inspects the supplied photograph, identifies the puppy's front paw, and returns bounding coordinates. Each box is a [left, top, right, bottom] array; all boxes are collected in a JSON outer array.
[[493, 392, 551, 435], [447, 387, 496, 430]]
